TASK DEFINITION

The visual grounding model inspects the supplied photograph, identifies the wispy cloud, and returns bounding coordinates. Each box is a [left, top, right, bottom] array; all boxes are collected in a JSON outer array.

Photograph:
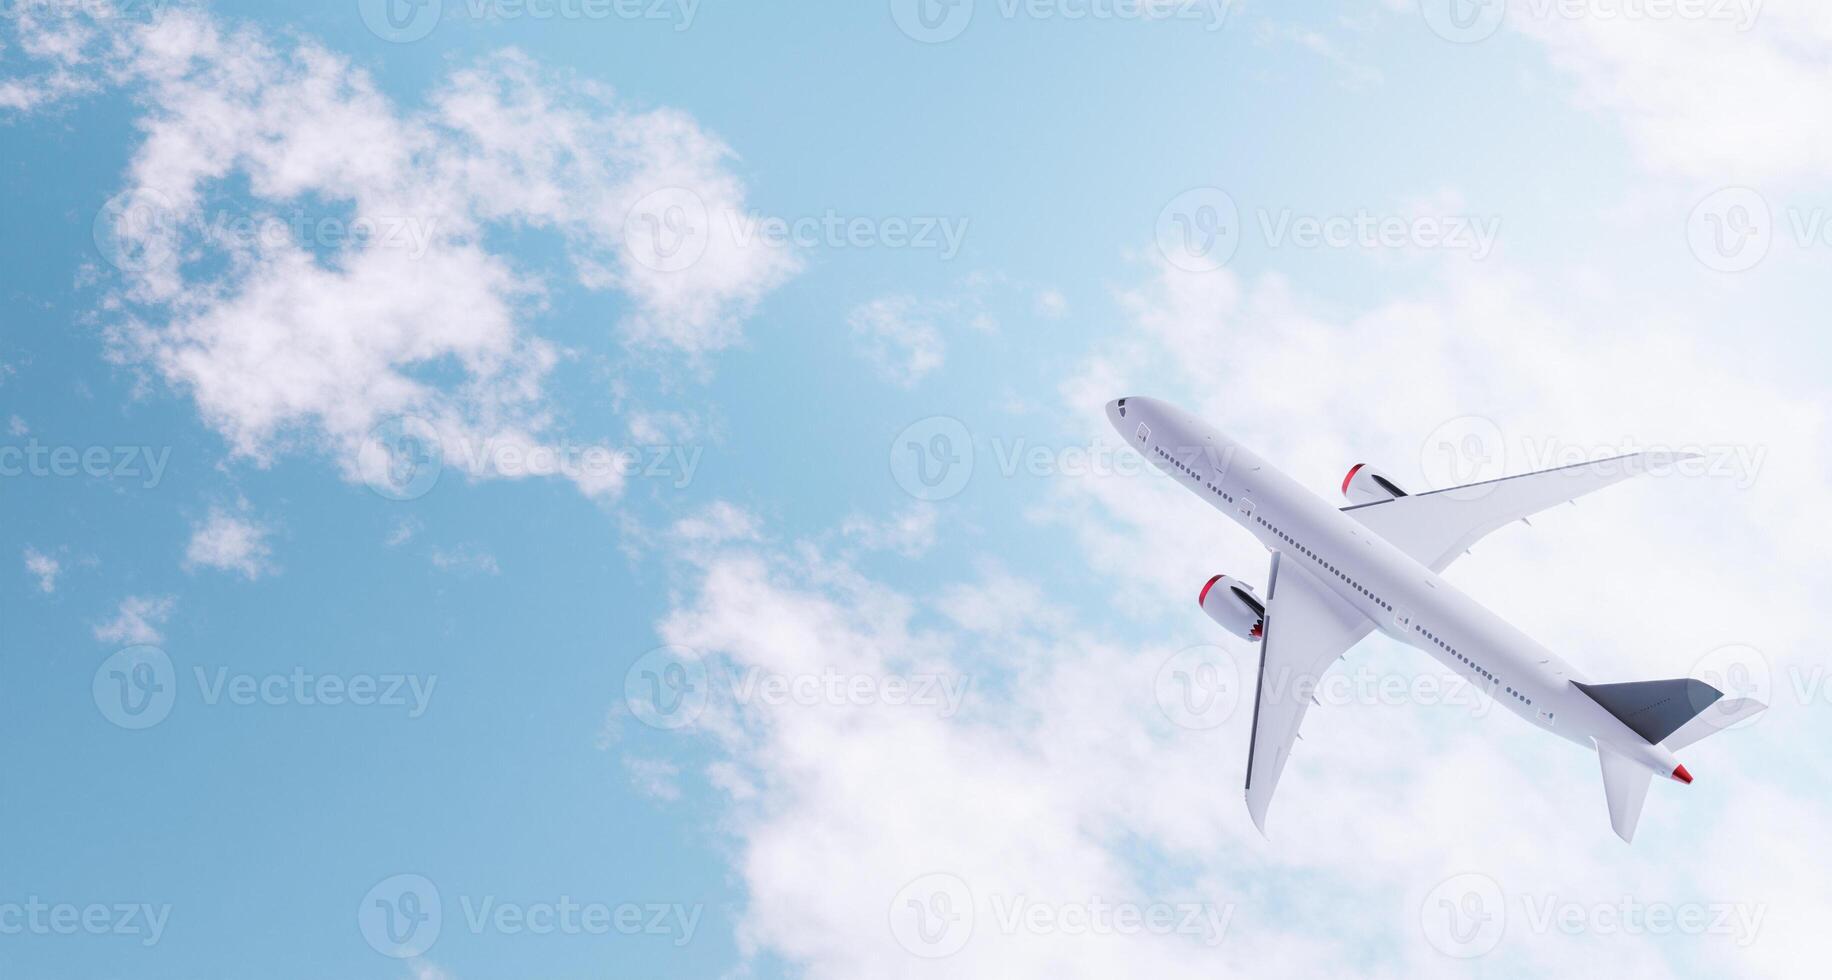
[[23, 547, 60, 593], [184, 508, 275, 580], [94, 595, 175, 646], [847, 295, 947, 388]]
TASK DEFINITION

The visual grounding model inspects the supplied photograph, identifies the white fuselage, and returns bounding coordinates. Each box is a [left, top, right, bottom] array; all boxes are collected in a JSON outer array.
[[1108, 397, 1680, 775]]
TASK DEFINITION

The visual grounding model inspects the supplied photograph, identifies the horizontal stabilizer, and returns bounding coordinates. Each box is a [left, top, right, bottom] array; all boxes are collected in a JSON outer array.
[[1575, 678, 1723, 744], [1663, 697, 1767, 750], [1598, 745, 1654, 842]]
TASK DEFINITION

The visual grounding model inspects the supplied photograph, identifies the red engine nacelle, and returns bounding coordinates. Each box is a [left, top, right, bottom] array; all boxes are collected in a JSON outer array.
[[1199, 574, 1265, 642], [1341, 462, 1409, 505]]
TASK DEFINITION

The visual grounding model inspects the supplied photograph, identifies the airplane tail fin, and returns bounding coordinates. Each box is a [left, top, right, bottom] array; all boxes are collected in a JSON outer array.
[[1578, 678, 1768, 842]]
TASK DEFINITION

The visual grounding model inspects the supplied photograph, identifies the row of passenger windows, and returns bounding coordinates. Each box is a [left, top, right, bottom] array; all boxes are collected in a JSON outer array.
[[1253, 515, 1392, 613], [1415, 623, 1533, 707], [1160, 441, 1543, 716], [1155, 446, 1236, 503]]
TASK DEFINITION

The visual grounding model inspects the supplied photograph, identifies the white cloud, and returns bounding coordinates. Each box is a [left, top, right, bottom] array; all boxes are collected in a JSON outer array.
[[671, 501, 762, 545], [1035, 289, 1069, 319], [94, 595, 174, 646], [840, 503, 939, 557], [184, 507, 275, 579], [846, 296, 946, 387], [1492, 0, 1831, 183], [633, 249, 1832, 976], [6, 415, 25, 436], [23, 547, 60, 593], [624, 757, 683, 801], [5, 8, 797, 500], [385, 518, 421, 548], [429, 545, 500, 575]]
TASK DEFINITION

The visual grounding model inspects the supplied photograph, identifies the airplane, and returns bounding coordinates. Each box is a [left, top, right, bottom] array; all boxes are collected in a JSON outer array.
[[1105, 396, 1764, 842]]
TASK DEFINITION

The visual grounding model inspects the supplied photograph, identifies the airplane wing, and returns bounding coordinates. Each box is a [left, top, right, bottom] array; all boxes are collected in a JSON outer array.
[[1342, 451, 1698, 573], [1245, 552, 1376, 834]]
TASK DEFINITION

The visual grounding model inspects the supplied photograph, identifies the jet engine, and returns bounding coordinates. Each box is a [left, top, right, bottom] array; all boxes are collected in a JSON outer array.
[[1199, 574, 1265, 641], [1341, 463, 1410, 505]]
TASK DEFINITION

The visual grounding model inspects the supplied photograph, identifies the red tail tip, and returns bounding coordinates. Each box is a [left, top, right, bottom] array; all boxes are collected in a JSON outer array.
[[1673, 765, 1693, 784]]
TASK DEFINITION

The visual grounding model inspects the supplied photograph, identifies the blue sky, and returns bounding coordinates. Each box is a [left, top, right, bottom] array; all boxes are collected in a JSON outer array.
[[3, 1, 1828, 978]]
